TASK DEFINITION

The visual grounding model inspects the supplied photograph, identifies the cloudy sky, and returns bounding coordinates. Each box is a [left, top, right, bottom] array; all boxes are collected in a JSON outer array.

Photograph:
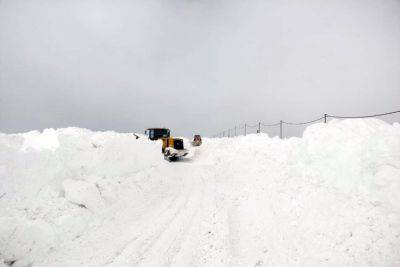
[[0, 0, 399, 137]]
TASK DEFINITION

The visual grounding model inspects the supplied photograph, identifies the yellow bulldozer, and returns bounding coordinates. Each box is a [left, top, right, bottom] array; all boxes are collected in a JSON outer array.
[[162, 137, 188, 161]]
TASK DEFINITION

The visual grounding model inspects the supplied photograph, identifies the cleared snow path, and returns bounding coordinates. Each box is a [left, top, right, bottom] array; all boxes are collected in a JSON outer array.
[[1, 119, 400, 266]]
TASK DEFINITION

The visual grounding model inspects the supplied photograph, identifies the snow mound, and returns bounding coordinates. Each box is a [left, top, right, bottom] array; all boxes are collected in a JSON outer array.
[[21, 129, 60, 152], [0, 119, 399, 266], [62, 179, 105, 212]]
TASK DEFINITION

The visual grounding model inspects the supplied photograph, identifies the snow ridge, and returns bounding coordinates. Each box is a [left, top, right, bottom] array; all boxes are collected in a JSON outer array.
[[0, 119, 399, 266]]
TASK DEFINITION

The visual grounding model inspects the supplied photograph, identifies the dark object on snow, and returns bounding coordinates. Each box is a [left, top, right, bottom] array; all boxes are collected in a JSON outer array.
[[4, 259, 16, 266], [145, 128, 170, 141], [192, 135, 202, 146]]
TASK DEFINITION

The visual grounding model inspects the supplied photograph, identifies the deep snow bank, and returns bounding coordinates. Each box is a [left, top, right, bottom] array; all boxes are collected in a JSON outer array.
[[0, 128, 173, 266], [199, 119, 400, 265], [0, 119, 399, 266]]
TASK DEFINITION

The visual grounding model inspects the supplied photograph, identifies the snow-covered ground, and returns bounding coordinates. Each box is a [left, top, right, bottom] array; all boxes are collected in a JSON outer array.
[[0, 119, 400, 266]]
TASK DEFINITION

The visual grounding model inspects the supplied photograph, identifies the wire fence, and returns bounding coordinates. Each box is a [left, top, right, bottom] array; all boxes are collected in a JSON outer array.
[[212, 110, 400, 138]]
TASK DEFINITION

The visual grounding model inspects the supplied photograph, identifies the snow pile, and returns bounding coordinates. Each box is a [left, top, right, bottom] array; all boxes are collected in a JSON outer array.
[[20, 129, 60, 152], [199, 119, 400, 265], [0, 119, 399, 266], [0, 128, 172, 266]]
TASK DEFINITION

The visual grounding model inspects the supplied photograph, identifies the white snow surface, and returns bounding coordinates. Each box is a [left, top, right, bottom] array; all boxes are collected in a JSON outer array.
[[0, 119, 400, 266]]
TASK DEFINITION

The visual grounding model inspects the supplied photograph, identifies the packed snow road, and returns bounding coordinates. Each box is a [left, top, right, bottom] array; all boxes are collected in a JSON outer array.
[[1, 119, 400, 266]]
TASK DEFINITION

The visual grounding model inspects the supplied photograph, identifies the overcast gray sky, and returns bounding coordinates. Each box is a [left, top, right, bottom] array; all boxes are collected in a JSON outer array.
[[1, 0, 399, 137]]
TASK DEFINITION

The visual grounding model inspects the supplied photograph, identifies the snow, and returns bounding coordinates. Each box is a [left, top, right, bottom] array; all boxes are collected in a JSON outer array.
[[20, 129, 60, 152], [0, 119, 399, 266]]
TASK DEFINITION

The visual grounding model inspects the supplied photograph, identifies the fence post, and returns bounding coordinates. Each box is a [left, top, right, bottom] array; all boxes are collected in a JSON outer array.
[[244, 124, 247, 136], [234, 126, 237, 137], [258, 122, 261, 133], [324, 114, 327, 123], [279, 120, 283, 139]]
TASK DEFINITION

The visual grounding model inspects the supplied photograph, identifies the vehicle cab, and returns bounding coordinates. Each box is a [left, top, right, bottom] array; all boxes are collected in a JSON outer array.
[[145, 128, 170, 141]]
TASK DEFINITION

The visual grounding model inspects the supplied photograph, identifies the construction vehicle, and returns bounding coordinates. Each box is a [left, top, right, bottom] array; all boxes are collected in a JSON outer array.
[[192, 135, 202, 146], [162, 137, 188, 161], [145, 128, 170, 141]]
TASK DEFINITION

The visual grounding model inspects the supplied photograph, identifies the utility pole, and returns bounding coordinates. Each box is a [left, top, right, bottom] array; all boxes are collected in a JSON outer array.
[[258, 122, 261, 133], [324, 114, 327, 123]]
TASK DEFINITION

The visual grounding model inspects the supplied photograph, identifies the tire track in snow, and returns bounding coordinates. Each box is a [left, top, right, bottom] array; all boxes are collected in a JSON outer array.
[[40, 178, 185, 267], [101, 190, 185, 265], [140, 175, 206, 266], [188, 172, 231, 266], [108, 168, 206, 266]]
